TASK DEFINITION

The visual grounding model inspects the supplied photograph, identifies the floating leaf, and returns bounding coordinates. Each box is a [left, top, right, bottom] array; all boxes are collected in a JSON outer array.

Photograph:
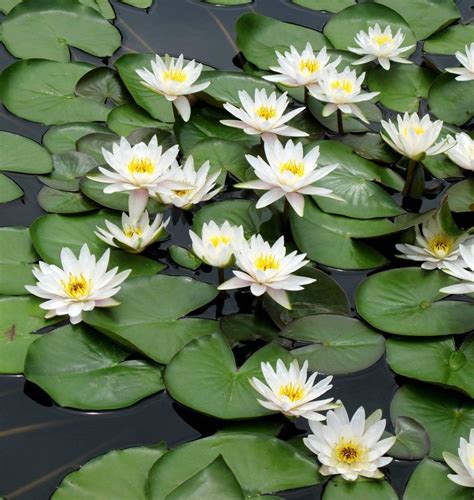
[[0, 174, 23, 203], [107, 103, 163, 136], [76, 132, 119, 164], [0, 132, 52, 175], [169, 245, 201, 270], [322, 476, 397, 499], [219, 314, 279, 347], [0, 0, 115, 18], [355, 267, 474, 336], [204, 0, 250, 4], [37, 186, 98, 214], [120, 0, 153, 6], [389, 416, 430, 460], [76, 67, 129, 105], [291, 0, 355, 13], [447, 179, 474, 213], [424, 24, 474, 55], [43, 122, 108, 154], [340, 133, 400, 164]]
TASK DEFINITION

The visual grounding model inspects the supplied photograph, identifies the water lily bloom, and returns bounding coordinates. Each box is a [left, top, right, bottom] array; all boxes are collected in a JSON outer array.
[[263, 44, 341, 90], [443, 429, 474, 488], [308, 66, 379, 123], [25, 244, 130, 325], [380, 112, 452, 161], [395, 217, 469, 270], [446, 43, 474, 82], [249, 359, 337, 421], [445, 132, 474, 171], [440, 242, 474, 295], [135, 54, 210, 121], [189, 220, 244, 268], [218, 234, 315, 309], [348, 23, 414, 70], [157, 156, 221, 209], [235, 138, 339, 216], [220, 89, 308, 141], [304, 404, 396, 481]]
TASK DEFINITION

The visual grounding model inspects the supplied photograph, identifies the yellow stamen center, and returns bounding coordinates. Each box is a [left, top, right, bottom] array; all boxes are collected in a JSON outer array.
[[280, 159, 305, 177], [256, 105, 277, 120], [336, 440, 364, 464], [428, 234, 454, 258], [128, 157, 154, 175], [254, 253, 279, 271], [330, 79, 353, 93], [209, 235, 231, 247], [279, 383, 304, 402], [174, 189, 192, 197], [61, 273, 90, 299], [372, 34, 393, 46], [299, 58, 319, 73], [403, 126, 425, 136], [123, 226, 143, 238], [163, 68, 187, 83]]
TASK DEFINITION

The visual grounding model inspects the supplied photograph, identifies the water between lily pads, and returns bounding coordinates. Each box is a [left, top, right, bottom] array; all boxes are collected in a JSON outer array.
[[0, 0, 472, 498]]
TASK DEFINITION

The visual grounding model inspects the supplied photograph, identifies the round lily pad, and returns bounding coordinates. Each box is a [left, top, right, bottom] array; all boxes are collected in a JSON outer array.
[[76, 67, 129, 106], [219, 314, 279, 347], [340, 133, 400, 164], [107, 103, 163, 136], [389, 416, 430, 460], [322, 476, 397, 499], [291, 0, 355, 13], [43, 122, 108, 154], [0, 132, 52, 175], [38, 186, 98, 214], [0, 174, 23, 203], [447, 179, 474, 213], [424, 24, 474, 55]]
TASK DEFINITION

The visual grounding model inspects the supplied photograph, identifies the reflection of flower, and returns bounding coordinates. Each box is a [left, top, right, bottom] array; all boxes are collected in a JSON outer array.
[[136, 54, 210, 121], [218, 234, 315, 309], [446, 43, 474, 82], [443, 429, 474, 488], [157, 156, 221, 209], [235, 138, 339, 216], [249, 359, 337, 421], [440, 243, 474, 295], [263, 44, 341, 89], [308, 66, 379, 123], [445, 132, 474, 171], [304, 404, 396, 481], [220, 89, 308, 141], [381, 112, 452, 160], [189, 220, 244, 268], [395, 217, 469, 270], [25, 244, 130, 325], [348, 23, 414, 70]]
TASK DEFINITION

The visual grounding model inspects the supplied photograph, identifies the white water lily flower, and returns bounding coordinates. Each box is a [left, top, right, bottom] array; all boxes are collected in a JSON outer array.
[[157, 156, 221, 209], [446, 43, 474, 82], [235, 138, 339, 217], [189, 220, 244, 268], [440, 242, 474, 295], [218, 234, 315, 309], [25, 244, 130, 325], [445, 132, 474, 171], [348, 23, 414, 70], [263, 44, 341, 89], [220, 89, 308, 141], [308, 66, 379, 123], [304, 404, 396, 481], [395, 217, 470, 270], [381, 112, 452, 161], [249, 359, 337, 421], [443, 429, 474, 488], [135, 54, 210, 121]]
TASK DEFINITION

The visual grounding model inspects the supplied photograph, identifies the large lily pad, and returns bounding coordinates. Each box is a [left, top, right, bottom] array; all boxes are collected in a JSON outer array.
[[322, 477, 397, 499], [219, 314, 279, 347], [37, 186, 98, 214], [107, 103, 163, 136], [0, 174, 23, 203], [355, 267, 474, 336], [165, 332, 294, 419], [0, 0, 115, 17], [43, 122, 108, 154], [291, 0, 355, 13], [447, 179, 474, 213], [24, 324, 164, 410], [424, 24, 474, 55], [0, 132, 52, 175], [84, 274, 218, 364]]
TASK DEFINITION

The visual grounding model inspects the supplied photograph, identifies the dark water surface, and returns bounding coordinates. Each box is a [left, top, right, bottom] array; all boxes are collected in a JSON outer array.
[[0, 1, 472, 498]]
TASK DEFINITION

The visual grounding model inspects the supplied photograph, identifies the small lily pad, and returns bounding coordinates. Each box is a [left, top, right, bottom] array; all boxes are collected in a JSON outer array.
[[447, 179, 474, 213], [169, 245, 201, 270], [0, 174, 23, 203], [389, 416, 430, 460]]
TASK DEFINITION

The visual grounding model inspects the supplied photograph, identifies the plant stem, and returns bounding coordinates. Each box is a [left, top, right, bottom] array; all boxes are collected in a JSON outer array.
[[282, 198, 291, 235], [403, 158, 418, 197], [218, 267, 225, 286], [336, 108, 344, 135]]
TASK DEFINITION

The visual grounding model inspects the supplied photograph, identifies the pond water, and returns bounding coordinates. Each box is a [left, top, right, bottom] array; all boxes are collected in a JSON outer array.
[[0, 1, 472, 499]]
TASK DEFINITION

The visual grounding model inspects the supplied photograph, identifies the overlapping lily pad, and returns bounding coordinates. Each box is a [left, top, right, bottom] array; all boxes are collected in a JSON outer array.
[[322, 476, 397, 499], [107, 103, 163, 136], [219, 314, 279, 346], [447, 179, 474, 213], [0, 174, 23, 203], [0, 132, 53, 175], [291, 0, 355, 13], [43, 122, 108, 154], [389, 416, 430, 460], [76, 67, 129, 105], [37, 186, 98, 214], [424, 24, 474, 55]]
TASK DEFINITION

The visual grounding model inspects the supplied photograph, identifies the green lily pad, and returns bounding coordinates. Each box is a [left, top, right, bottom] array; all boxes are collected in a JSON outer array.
[[389, 416, 430, 460], [147, 432, 320, 498], [76, 67, 129, 105], [0, 0, 115, 18], [424, 24, 474, 55], [428, 73, 474, 126], [282, 314, 385, 375], [0, 174, 23, 203], [24, 323, 164, 410], [43, 122, 108, 154], [340, 133, 400, 164], [291, 0, 355, 13], [1, 0, 121, 61], [37, 186, 98, 214], [322, 476, 397, 499], [120, 0, 152, 6], [387, 335, 474, 397], [236, 12, 329, 70], [367, 65, 436, 113], [204, 0, 250, 4], [53, 444, 167, 500], [0, 60, 110, 125], [403, 458, 473, 500], [75, 132, 119, 164], [447, 179, 474, 213], [0, 132, 52, 175], [107, 103, 163, 136], [324, 3, 416, 51], [30, 210, 165, 277], [165, 332, 293, 419], [355, 267, 474, 336], [391, 382, 474, 460], [84, 274, 218, 364], [168, 245, 201, 270], [373, 0, 460, 40], [0, 296, 60, 374], [219, 314, 279, 347]]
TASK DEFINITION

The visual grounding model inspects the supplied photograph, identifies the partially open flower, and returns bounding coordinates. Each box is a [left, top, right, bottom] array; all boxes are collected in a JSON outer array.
[[249, 359, 337, 421], [25, 244, 130, 325], [443, 429, 474, 488], [220, 88, 308, 141], [440, 242, 474, 295], [136, 54, 210, 121], [348, 23, 414, 70], [446, 43, 474, 82], [445, 132, 474, 171]]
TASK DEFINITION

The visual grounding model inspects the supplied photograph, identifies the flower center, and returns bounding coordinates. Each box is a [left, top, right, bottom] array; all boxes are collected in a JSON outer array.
[[372, 34, 393, 46], [428, 234, 454, 258], [256, 105, 277, 120], [173, 188, 192, 197], [123, 226, 143, 238], [403, 126, 425, 136], [163, 68, 187, 83], [254, 253, 279, 271], [128, 157, 154, 175], [330, 79, 353, 93], [279, 383, 304, 402], [280, 159, 305, 177], [209, 235, 231, 248], [336, 440, 363, 464], [62, 273, 90, 299], [299, 58, 319, 73]]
